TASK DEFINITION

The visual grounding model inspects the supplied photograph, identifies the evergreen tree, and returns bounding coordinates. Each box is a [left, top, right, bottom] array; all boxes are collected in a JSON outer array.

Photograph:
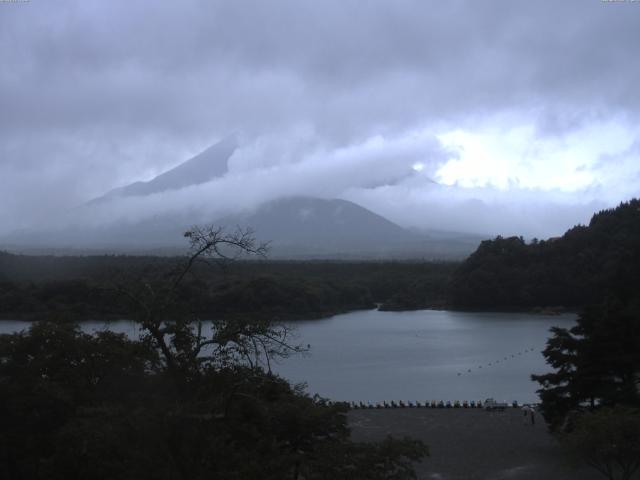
[[532, 298, 640, 431]]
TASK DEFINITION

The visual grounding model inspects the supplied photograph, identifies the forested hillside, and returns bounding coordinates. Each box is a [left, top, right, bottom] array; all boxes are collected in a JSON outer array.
[[450, 199, 640, 309], [0, 254, 454, 321]]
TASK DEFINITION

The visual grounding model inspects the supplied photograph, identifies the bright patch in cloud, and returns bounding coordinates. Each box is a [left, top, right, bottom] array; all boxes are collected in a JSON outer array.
[[434, 120, 639, 197]]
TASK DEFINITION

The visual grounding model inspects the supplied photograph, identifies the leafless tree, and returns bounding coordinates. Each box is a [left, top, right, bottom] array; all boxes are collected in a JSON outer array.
[[116, 225, 304, 378]]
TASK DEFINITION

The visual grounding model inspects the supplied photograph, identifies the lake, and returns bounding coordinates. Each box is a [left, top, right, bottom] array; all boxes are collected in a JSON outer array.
[[0, 309, 576, 403], [274, 309, 576, 404]]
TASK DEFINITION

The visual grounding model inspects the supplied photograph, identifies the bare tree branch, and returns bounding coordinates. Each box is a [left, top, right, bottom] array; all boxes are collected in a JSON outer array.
[[111, 225, 301, 378]]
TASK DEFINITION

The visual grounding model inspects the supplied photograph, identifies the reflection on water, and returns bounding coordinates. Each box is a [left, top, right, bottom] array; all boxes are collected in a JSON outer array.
[[0, 309, 576, 403]]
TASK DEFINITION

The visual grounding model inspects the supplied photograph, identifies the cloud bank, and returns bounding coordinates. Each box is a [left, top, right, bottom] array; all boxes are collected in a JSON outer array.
[[1, 0, 639, 238]]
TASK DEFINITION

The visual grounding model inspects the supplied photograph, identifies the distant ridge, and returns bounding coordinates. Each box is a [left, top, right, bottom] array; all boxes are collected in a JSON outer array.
[[219, 197, 418, 252], [89, 135, 237, 203], [214, 197, 481, 258], [0, 195, 482, 259]]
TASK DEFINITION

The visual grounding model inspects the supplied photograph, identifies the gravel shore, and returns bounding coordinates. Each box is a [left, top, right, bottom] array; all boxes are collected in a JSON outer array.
[[348, 408, 602, 480]]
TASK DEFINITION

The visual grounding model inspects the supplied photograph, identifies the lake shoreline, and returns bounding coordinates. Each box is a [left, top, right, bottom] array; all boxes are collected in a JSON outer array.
[[0, 304, 580, 323]]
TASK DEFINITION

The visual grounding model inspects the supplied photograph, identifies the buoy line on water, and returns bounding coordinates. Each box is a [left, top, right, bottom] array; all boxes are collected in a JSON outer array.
[[455, 347, 538, 376]]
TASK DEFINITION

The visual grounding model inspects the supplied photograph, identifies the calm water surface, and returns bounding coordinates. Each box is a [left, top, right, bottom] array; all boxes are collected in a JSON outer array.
[[275, 309, 576, 404], [0, 309, 576, 403]]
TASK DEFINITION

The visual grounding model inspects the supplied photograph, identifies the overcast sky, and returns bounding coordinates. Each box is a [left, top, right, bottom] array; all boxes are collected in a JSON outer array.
[[1, 0, 639, 238]]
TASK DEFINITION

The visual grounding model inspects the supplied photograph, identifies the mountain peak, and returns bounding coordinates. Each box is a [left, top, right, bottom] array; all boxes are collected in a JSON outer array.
[[89, 135, 237, 203], [220, 196, 419, 252]]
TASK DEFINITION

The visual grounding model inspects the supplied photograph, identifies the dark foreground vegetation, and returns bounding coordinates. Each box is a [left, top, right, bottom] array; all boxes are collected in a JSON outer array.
[[0, 227, 426, 479], [0, 323, 427, 479], [531, 295, 640, 480]]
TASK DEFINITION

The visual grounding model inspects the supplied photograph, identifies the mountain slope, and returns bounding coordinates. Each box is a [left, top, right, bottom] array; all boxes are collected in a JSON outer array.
[[1, 195, 481, 259], [216, 197, 483, 258], [218, 197, 420, 255], [89, 136, 236, 203]]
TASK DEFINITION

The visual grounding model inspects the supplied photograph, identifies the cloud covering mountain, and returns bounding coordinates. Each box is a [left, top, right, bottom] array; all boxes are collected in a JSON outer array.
[[1, 1, 639, 239], [89, 135, 237, 203]]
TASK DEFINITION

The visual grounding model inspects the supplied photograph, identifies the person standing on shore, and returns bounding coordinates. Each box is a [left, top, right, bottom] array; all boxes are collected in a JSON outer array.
[[522, 405, 530, 425], [530, 407, 535, 426]]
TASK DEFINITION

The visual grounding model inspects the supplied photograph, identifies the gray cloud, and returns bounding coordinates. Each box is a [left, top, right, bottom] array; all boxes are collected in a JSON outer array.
[[1, 0, 639, 237]]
